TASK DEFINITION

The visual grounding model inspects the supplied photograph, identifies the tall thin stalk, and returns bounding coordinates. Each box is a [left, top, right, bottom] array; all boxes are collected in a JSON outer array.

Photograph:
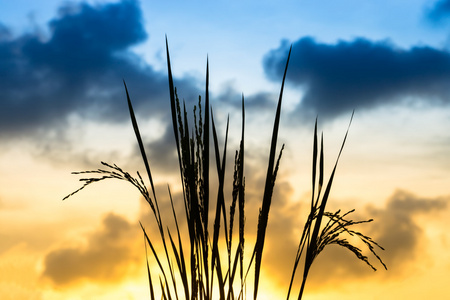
[[253, 45, 292, 300], [64, 40, 386, 300]]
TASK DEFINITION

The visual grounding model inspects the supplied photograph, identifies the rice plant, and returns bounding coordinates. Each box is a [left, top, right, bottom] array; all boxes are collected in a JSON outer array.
[[64, 38, 386, 299]]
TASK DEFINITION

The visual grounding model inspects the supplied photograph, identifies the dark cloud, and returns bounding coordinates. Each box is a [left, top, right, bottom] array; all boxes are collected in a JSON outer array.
[[215, 84, 278, 111], [144, 125, 179, 175], [263, 37, 450, 120], [426, 0, 450, 24], [136, 87, 280, 177], [0, 22, 11, 39], [41, 213, 141, 286], [0, 0, 199, 141], [28, 0, 147, 73]]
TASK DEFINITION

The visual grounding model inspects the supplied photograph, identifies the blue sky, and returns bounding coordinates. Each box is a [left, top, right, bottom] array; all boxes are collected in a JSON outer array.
[[2, 0, 450, 140], [1, 0, 450, 299]]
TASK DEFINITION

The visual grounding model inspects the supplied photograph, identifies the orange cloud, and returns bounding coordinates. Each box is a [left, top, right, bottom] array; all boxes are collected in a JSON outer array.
[[41, 213, 141, 287], [368, 190, 448, 268], [261, 188, 449, 294]]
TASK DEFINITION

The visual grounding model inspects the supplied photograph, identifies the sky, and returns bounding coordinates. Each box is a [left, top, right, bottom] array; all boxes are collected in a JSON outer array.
[[1, 0, 450, 299]]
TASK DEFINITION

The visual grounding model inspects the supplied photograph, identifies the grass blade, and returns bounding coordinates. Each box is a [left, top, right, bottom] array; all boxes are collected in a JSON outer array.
[[140, 222, 172, 300], [168, 186, 190, 299], [144, 235, 156, 300], [202, 58, 211, 300], [210, 110, 228, 299], [123, 80, 157, 202], [238, 95, 246, 286], [166, 37, 184, 180], [253, 45, 292, 300]]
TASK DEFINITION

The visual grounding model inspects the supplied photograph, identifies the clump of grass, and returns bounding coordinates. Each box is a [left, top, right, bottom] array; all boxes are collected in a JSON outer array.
[[64, 38, 386, 299]]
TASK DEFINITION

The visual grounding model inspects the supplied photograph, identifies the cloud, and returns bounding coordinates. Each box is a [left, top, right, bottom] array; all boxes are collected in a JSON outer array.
[[263, 37, 450, 120], [367, 190, 447, 266], [215, 83, 279, 112], [426, 0, 450, 24], [259, 189, 449, 292], [41, 213, 141, 286], [0, 0, 199, 141], [257, 180, 302, 288], [143, 124, 179, 175], [60, 162, 449, 293], [306, 191, 448, 287], [0, 22, 10, 39], [135, 87, 281, 177]]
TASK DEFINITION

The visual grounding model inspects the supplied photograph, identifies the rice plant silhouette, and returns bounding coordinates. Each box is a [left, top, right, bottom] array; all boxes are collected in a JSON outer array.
[[65, 38, 386, 299]]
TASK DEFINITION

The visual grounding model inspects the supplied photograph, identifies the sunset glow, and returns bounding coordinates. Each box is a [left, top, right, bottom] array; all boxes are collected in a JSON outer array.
[[1, 0, 450, 299]]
